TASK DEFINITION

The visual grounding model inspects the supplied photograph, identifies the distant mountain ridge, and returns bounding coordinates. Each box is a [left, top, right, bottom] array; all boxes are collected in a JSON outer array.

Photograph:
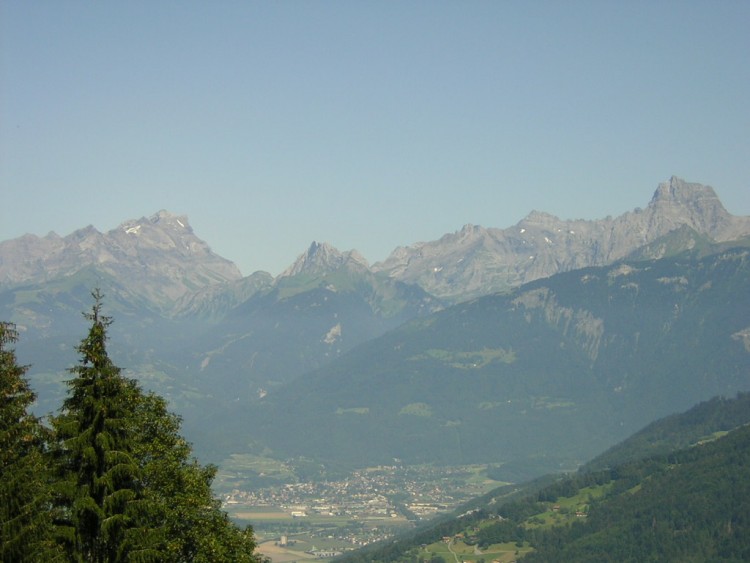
[[278, 241, 370, 278], [1, 176, 749, 467], [373, 177, 750, 301], [0, 210, 241, 311], [2, 177, 749, 313]]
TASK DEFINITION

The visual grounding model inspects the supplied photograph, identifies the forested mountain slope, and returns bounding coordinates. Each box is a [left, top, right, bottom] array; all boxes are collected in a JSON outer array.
[[337, 392, 750, 562], [522, 424, 750, 562], [236, 246, 750, 472]]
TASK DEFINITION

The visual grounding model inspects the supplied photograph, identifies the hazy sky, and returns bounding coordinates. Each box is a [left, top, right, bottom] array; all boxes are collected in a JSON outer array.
[[2, 1, 749, 276]]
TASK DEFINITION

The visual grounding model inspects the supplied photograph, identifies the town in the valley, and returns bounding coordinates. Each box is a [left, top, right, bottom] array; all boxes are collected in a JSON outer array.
[[216, 462, 506, 559]]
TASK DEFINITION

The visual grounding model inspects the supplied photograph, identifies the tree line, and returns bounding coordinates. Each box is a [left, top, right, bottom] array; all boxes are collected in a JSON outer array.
[[1, 291, 264, 562]]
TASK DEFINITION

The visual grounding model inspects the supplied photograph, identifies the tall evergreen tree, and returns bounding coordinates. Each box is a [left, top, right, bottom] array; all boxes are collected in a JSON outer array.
[[0, 322, 59, 562], [51, 291, 260, 562], [51, 291, 143, 562]]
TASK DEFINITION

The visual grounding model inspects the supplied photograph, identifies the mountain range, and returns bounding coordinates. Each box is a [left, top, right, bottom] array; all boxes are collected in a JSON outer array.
[[0, 210, 241, 310], [372, 176, 750, 301], [232, 245, 750, 472], [1, 177, 749, 472], [4, 177, 747, 316]]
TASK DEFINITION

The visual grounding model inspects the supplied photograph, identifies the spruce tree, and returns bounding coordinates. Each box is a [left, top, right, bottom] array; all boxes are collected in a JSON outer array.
[[51, 291, 260, 562], [0, 322, 59, 562], [51, 291, 144, 562]]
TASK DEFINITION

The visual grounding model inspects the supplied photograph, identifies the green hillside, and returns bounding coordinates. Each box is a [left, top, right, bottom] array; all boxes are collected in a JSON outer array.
[[583, 393, 750, 472], [523, 424, 750, 562], [236, 247, 750, 473], [337, 392, 750, 562]]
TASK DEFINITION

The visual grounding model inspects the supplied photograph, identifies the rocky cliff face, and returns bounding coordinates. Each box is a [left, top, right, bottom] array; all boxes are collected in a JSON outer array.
[[372, 177, 750, 301], [0, 210, 242, 311], [278, 241, 370, 278]]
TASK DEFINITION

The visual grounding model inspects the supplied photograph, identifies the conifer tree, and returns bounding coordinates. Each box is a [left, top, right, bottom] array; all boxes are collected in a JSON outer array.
[[51, 291, 260, 562], [51, 291, 146, 562], [0, 322, 59, 562]]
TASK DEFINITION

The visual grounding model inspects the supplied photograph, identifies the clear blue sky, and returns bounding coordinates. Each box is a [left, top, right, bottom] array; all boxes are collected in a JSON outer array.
[[2, 1, 749, 276]]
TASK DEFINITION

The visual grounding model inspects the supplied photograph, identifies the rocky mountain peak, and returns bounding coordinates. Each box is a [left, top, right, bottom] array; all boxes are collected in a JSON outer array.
[[453, 224, 494, 244], [70, 224, 101, 239], [148, 210, 192, 231], [646, 176, 737, 239], [118, 210, 193, 239], [0, 210, 242, 311], [374, 177, 750, 302], [650, 176, 723, 209], [519, 210, 561, 226], [280, 241, 369, 278]]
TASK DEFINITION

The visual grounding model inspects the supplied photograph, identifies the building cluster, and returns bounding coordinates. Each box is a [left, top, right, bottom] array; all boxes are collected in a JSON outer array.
[[226, 464, 492, 516], [223, 464, 499, 548]]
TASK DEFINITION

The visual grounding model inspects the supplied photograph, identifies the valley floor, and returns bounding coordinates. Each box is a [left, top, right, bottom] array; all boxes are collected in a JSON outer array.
[[217, 462, 507, 556]]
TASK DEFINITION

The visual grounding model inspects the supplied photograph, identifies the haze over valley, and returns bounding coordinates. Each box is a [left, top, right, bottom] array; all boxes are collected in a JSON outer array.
[[1, 177, 747, 460], [3, 3, 750, 559], [3, 177, 750, 559]]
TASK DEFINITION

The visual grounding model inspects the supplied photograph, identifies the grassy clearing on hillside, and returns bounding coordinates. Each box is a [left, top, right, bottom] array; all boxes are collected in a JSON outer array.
[[524, 483, 612, 529], [418, 539, 533, 562], [414, 483, 612, 562]]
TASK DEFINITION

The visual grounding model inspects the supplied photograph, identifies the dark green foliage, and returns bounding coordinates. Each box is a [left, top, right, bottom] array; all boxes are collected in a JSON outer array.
[[0, 322, 60, 562], [50, 292, 144, 561], [584, 392, 750, 471], [129, 392, 258, 562], [46, 291, 260, 562], [525, 425, 750, 562], [336, 392, 750, 563], [475, 518, 526, 547]]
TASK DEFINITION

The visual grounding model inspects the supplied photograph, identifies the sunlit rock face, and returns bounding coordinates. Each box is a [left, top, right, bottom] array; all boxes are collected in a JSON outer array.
[[372, 177, 750, 302], [0, 210, 242, 311]]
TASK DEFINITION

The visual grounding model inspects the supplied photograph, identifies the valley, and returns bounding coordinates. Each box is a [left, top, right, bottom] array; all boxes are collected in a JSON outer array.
[[339, 394, 750, 562], [214, 461, 506, 560], [2, 177, 750, 561], [5, 2, 749, 559]]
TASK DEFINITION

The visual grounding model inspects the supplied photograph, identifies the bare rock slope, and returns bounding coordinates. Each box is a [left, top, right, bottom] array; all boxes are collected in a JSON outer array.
[[0, 210, 242, 311], [373, 177, 750, 301]]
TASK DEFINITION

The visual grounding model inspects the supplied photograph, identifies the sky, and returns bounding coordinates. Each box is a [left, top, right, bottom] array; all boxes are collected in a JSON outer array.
[[2, 1, 749, 276]]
